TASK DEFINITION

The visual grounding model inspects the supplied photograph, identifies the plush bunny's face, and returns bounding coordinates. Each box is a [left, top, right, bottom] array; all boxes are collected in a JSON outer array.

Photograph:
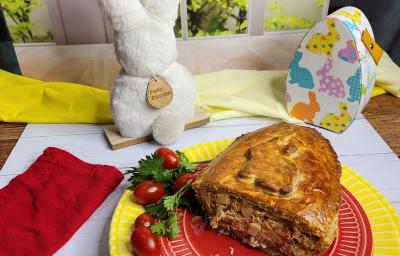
[[139, 0, 180, 26]]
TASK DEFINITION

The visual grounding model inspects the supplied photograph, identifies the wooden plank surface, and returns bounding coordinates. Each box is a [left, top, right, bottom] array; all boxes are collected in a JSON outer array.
[[0, 123, 25, 169], [363, 94, 400, 156]]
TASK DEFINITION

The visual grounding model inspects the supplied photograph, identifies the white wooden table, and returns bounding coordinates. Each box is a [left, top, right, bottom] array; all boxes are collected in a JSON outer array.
[[0, 115, 399, 255]]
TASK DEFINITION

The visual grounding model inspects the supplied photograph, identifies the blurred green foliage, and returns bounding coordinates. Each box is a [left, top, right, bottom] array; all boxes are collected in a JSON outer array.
[[0, 0, 52, 43], [175, 0, 323, 37], [175, 0, 248, 37], [2, 0, 323, 42], [265, 0, 318, 31], [174, 6, 182, 38], [315, 0, 324, 7]]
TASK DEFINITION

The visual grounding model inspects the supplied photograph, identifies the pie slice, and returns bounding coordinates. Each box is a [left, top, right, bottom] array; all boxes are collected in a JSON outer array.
[[192, 123, 342, 256]]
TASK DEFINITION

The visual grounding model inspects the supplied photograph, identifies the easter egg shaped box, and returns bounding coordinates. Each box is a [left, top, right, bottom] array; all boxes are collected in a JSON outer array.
[[286, 6, 382, 133]]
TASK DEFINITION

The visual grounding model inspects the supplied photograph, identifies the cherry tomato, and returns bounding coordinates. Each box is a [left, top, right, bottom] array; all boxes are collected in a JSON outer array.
[[131, 227, 161, 256], [134, 181, 165, 205], [173, 173, 197, 195], [155, 147, 179, 169], [134, 213, 156, 229]]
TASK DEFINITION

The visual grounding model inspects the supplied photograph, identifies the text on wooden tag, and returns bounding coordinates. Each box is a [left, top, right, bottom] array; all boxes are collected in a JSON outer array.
[[146, 76, 173, 109]]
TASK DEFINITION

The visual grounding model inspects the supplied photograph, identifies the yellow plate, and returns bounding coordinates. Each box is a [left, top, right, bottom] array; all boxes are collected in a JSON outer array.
[[109, 139, 400, 255]]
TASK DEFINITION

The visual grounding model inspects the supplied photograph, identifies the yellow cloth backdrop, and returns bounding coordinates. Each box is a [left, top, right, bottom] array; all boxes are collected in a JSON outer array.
[[195, 52, 400, 121], [375, 52, 400, 97], [0, 70, 112, 123], [0, 52, 399, 123], [194, 69, 297, 122]]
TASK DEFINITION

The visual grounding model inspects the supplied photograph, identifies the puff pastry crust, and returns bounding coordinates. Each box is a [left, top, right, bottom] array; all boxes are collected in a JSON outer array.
[[192, 123, 342, 256]]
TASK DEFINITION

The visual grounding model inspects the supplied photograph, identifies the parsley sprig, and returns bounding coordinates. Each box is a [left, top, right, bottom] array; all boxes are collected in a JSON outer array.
[[125, 151, 195, 192], [145, 184, 191, 239], [125, 150, 204, 241], [145, 184, 203, 240]]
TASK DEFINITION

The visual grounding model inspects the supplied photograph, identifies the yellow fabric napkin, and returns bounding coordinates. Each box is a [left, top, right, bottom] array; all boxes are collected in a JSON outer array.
[[0, 52, 398, 123], [375, 52, 400, 97], [0, 69, 112, 123], [194, 69, 298, 122], [195, 52, 400, 121]]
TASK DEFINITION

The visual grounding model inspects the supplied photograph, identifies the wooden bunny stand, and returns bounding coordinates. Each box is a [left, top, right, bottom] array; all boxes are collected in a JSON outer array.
[[99, 0, 209, 150]]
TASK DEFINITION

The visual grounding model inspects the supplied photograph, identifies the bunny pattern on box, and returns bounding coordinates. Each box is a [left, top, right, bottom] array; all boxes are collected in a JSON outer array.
[[286, 7, 380, 133], [320, 102, 352, 133], [290, 91, 321, 123], [99, 0, 196, 145], [305, 19, 340, 58], [288, 51, 315, 89], [316, 58, 345, 98], [338, 41, 358, 63]]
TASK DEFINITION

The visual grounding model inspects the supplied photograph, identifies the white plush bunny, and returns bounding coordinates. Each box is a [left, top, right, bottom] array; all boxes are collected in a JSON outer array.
[[99, 0, 196, 145]]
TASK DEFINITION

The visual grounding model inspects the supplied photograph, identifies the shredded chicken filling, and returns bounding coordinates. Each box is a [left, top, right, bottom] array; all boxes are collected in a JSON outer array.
[[201, 191, 321, 252]]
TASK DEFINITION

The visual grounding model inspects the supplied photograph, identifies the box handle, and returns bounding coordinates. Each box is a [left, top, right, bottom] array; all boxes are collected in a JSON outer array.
[[361, 29, 383, 65]]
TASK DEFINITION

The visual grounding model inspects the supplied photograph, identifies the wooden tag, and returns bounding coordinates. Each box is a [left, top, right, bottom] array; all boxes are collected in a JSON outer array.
[[146, 76, 173, 109], [361, 29, 383, 65]]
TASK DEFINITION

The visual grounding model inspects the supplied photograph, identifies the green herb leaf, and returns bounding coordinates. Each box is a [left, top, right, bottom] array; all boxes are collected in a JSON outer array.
[[163, 193, 180, 212], [150, 222, 167, 236], [125, 154, 163, 190], [126, 150, 201, 240], [176, 151, 195, 171], [166, 214, 179, 240], [145, 201, 169, 219], [125, 151, 195, 192], [151, 169, 175, 191], [138, 154, 163, 175], [146, 184, 193, 240], [150, 214, 179, 240]]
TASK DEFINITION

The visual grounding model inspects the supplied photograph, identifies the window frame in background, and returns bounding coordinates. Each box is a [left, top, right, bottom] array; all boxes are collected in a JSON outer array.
[[23, 0, 331, 45], [177, 0, 330, 40]]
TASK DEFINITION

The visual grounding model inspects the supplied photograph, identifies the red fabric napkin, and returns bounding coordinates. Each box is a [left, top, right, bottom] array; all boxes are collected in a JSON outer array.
[[0, 147, 123, 256]]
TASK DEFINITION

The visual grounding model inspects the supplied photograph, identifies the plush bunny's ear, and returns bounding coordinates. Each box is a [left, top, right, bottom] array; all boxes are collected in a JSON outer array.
[[98, 0, 148, 33], [139, 0, 180, 27]]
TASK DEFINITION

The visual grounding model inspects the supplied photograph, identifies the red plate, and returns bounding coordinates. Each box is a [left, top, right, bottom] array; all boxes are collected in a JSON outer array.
[[159, 185, 372, 256]]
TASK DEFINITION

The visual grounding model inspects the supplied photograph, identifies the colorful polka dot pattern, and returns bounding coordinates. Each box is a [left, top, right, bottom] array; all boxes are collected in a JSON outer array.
[[290, 91, 321, 123], [288, 51, 315, 89], [338, 40, 359, 63], [306, 19, 341, 57], [319, 102, 353, 133], [286, 6, 376, 133], [316, 58, 346, 98], [347, 67, 362, 102]]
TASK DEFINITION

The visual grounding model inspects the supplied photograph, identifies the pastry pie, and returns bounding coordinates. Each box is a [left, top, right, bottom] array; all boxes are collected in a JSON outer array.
[[192, 123, 342, 256]]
